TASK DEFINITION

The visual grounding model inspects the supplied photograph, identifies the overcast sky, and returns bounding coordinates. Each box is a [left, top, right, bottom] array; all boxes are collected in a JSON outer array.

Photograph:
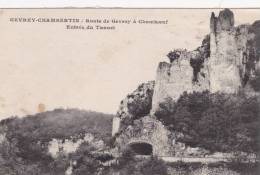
[[0, 9, 259, 119]]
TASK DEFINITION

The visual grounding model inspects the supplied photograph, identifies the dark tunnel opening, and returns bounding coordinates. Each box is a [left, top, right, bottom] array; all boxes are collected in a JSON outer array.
[[129, 142, 153, 155]]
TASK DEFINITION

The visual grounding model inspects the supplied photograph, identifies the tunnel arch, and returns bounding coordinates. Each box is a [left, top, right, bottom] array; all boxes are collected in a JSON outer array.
[[128, 142, 153, 155]]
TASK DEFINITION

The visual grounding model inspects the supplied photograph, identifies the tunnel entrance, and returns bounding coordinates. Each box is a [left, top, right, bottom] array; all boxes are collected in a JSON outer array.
[[129, 142, 153, 155]]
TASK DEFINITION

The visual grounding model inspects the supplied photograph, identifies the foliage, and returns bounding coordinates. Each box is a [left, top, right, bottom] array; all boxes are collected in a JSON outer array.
[[127, 87, 153, 119], [190, 57, 204, 83], [136, 157, 169, 175], [48, 152, 70, 175], [155, 91, 260, 153], [227, 161, 260, 174], [6, 108, 113, 141], [167, 49, 183, 63], [69, 142, 166, 175], [117, 147, 136, 167], [3, 108, 113, 160], [167, 161, 203, 173], [251, 20, 260, 62], [249, 70, 260, 91], [0, 108, 113, 175], [115, 155, 169, 175], [69, 142, 102, 175]]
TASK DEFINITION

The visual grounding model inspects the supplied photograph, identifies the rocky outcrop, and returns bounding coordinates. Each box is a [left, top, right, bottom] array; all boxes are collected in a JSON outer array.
[[152, 37, 210, 112], [209, 9, 242, 93], [152, 9, 260, 112], [113, 9, 260, 157], [112, 81, 154, 136], [209, 9, 257, 94], [116, 81, 154, 120]]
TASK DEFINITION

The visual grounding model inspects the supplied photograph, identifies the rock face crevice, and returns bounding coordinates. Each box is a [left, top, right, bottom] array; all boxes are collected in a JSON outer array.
[[113, 9, 260, 157]]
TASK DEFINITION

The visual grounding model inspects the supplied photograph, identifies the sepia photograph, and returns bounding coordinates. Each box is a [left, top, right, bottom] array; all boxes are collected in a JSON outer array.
[[0, 7, 259, 175]]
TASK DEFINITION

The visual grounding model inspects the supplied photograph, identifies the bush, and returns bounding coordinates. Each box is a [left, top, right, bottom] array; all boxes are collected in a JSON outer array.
[[155, 91, 260, 153], [0, 109, 114, 175], [70, 142, 102, 175], [227, 161, 260, 174], [137, 157, 169, 175], [127, 88, 153, 119], [167, 49, 184, 63], [167, 161, 204, 172], [249, 70, 260, 91], [116, 154, 169, 175]]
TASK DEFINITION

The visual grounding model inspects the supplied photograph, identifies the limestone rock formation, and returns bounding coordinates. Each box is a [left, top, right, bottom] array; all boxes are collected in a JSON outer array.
[[116, 81, 154, 120], [152, 8, 260, 112], [151, 38, 210, 112], [113, 9, 260, 157], [112, 81, 154, 136]]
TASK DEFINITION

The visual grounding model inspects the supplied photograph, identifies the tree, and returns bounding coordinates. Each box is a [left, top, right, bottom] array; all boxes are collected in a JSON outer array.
[[155, 91, 260, 153], [167, 49, 184, 63], [69, 142, 102, 175]]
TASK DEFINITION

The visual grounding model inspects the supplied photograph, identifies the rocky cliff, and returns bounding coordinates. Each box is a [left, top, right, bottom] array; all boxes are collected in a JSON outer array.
[[152, 8, 260, 112], [113, 9, 260, 157], [112, 81, 154, 136]]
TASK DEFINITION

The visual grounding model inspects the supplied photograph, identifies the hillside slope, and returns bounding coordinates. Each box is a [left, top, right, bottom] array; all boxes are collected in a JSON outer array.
[[0, 109, 113, 175]]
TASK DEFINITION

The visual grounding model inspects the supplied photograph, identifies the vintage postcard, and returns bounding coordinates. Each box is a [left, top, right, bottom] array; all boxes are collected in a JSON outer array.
[[0, 8, 259, 175]]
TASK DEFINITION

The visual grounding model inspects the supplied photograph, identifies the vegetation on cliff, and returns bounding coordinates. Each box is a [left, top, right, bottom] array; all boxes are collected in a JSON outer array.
[[155, 91, 260, 154], [127, 83, 154, 119], [117, 81, 154, 132], [167, 49, 184, 63]]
